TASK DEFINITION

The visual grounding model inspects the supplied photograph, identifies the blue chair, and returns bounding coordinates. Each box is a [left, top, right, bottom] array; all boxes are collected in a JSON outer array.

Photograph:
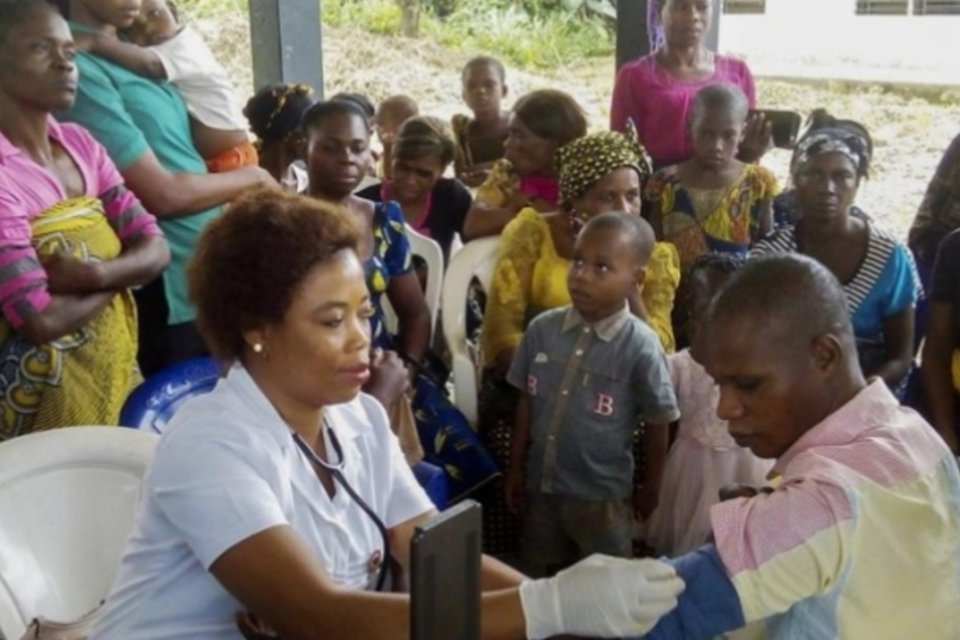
[[411, 459, 450, 510], [120, 357, 222, 432], [120, 357, 450, 509]]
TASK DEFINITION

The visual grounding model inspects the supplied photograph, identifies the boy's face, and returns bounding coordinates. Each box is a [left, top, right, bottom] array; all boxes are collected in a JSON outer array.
[[130, 0, 179, 46], [699, 316, 830, 460], [567, 227, 643, 322], [461, 63, 505, 117], [374, 110, 411, 148]]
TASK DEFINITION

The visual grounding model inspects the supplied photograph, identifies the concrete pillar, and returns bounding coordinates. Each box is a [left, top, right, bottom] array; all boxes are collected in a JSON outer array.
[[249, 0, 325, 96]]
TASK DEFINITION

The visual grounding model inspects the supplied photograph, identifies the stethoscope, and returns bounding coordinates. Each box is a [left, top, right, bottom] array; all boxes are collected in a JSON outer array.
[[292, 421, 392, 592]]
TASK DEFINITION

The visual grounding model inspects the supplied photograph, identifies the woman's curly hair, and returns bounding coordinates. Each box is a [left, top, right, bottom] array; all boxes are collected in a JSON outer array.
[[188, 187, 361, 360]]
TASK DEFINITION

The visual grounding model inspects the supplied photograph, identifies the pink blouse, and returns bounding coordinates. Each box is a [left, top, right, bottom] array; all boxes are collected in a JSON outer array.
[[0, 117, 161, 328], [610, 53, 756, 168]]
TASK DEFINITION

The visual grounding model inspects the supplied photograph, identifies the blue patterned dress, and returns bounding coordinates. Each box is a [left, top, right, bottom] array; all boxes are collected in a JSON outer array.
[[366, 202, 500, 500]]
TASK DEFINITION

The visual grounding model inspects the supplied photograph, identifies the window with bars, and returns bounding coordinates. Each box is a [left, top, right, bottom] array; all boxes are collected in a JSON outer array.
[[915, 0, 960, 14], [723, 0, 766, 14], [855, 0, 909, 14]]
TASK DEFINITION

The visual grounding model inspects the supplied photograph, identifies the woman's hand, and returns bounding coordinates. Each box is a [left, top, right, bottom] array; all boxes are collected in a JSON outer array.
[[519, 554, 684, 639], [236, 612, 280, 639], [364, 349, 410, 408], [504, 468, 525, 514], [739, 113, 773, 163], [42, 252, 104, 294], [461, 165, 492, 188]]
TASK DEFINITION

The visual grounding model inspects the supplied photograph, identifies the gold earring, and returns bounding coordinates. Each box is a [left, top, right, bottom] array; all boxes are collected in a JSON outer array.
[[253, 343, 264, 354]]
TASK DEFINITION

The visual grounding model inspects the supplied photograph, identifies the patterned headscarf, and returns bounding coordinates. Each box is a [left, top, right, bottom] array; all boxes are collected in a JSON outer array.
[[556, 124, 652, 208], [790, 126, 872, 179]]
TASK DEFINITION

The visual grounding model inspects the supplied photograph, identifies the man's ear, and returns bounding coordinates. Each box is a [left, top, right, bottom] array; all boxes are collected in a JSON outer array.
[[811, 333, 842, 374]]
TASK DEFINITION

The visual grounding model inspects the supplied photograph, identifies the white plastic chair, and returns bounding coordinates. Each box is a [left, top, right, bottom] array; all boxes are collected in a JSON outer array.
[[382, 225, 445, 336], [448, 232, 465, 262], [0, 427, 158, 639], [441, 236, 501, 426]]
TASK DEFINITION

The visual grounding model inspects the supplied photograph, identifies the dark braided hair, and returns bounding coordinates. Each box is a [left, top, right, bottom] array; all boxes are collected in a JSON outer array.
[[244, 83, 315, 144]]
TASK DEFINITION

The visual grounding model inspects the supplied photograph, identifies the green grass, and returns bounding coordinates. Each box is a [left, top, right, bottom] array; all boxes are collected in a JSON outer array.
[[424, 3, 613, 70], [322, 0, 405, 35], [178, 0, 615, 70], [322, 0, 615, 70]]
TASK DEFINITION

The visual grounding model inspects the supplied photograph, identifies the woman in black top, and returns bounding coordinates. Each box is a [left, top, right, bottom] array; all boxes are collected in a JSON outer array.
[[922, 227, 960, 454], [357, 116, 471, 261]]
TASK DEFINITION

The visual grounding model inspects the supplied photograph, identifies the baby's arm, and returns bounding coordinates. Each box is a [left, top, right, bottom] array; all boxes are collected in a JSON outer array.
[[86, 34, 167, 80]]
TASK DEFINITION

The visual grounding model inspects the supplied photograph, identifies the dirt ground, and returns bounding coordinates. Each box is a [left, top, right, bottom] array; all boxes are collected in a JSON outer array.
[[198, 13, 960, 236]]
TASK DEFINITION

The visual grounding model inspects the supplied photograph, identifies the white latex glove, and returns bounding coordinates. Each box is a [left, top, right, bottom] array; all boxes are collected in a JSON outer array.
[[519, 553, 684, 639]]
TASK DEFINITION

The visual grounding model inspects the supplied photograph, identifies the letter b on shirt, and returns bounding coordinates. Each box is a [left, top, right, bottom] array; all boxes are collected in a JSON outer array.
[[593, 393, 615, 416]]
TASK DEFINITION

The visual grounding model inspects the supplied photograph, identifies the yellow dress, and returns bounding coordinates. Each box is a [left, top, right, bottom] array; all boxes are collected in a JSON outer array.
[[481, 208, 679, 367], [0, 197, 141, 440], [645, 163, 779, 272]]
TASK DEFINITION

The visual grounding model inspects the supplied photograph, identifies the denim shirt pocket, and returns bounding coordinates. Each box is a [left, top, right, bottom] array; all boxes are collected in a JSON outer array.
[[578, 362, 632, 426]]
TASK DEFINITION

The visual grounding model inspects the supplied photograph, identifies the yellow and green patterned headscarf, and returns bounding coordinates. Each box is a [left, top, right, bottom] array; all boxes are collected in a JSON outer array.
[[556, 124, 652, 208]]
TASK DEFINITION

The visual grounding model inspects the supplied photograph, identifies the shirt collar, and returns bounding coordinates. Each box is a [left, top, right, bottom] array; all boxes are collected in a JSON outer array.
[[0, 116, 67, 166], [771, 378, 897, 477], [561, 303, 631, 342], [223, 363, 362, 453]]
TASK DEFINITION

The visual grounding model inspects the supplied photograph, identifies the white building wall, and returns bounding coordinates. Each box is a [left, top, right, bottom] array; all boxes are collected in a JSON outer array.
[[719, 0, 960, 84]]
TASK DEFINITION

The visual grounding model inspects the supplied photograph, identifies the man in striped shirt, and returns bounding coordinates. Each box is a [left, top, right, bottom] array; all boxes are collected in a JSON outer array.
[[642, 254, 960, 639]]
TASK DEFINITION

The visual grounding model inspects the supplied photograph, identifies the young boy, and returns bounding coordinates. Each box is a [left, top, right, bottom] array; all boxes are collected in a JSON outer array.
[[452, 56, 510, 188], [374, 95, 419, 181], [505, 212, 680, 578], [78, 0, 255, 173]]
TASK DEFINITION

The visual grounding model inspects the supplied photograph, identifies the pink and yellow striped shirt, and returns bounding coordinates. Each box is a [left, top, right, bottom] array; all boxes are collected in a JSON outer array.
[[711, 379, 960, 638]]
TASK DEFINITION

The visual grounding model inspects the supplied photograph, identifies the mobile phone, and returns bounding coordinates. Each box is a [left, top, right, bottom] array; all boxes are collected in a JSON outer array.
[[410, 500, 482, 640], [749, 109, 802, 149]]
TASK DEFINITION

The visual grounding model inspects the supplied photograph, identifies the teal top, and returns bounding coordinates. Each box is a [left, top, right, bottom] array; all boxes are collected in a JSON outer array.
[[57, 23, 221, 325]]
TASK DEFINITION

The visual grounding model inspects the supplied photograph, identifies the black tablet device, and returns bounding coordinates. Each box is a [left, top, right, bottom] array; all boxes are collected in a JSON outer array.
[[410, 500, 482, 640], [749, 109, 803, 148]]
